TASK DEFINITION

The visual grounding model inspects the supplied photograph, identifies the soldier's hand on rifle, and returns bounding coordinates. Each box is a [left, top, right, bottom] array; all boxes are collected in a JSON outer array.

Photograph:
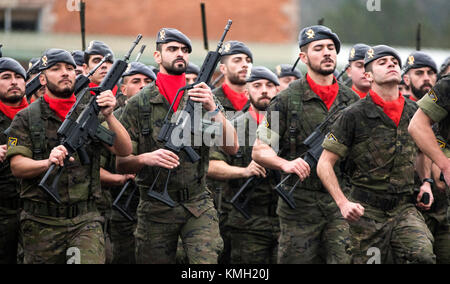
[[116, 174, 136, 186], [416, 181, 434, 211], [141, 149, 180, 169], [97, 90, 116, 118], [47, 145, 74, 168], [339, 200, 364, 222], [280, 157, 311, 181], [188, 82, 216, 112], [244, 160, 267, 178], [0, 144, 6, 163]]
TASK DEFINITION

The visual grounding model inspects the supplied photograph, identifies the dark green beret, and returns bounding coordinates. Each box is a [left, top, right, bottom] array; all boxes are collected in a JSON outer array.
[[348, 43, 370, 62], [403, 51, 437, 74], [275, 64, 302, 79], [71, 50, 85, 66], [39, 49, 76, 71], [298, 25, 341, 54], [221, 41, 253, 62], [84, 40, 115, 62], [364, 45, 402, 68], [186, 62, 200, 75], [247, 66, 279, 86], [122, 62, 156, 81], [156, 28, 192, 53], [0, 57, 26, 79]]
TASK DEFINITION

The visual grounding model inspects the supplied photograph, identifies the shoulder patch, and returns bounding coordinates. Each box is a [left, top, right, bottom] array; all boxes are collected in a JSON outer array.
[[7, 137, 18, 149], [437, 139, 446, 149], [427, 89, 438, 102], [326, 132, 338, 142]]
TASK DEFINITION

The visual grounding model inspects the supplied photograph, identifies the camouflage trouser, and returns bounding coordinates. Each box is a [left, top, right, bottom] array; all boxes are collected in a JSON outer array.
[[230, 225, 280, 264], [110, 210, 136, 264], [218, 202, 232, 264], [135, 207, 223, 264], [0, 209, 19, 264], [350, 204, 435, 264], [277, 191, 351, 264], [21, 215, 105, 264]]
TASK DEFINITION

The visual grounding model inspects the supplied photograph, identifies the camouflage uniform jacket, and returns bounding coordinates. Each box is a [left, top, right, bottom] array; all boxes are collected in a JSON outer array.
[[5, 96, 103, 210], [210, 112, 279, 230], [256, 77, 358, 218], [322, 93, 419, 195], [0, 111, 19, 205], [119, 82, 216, 223]]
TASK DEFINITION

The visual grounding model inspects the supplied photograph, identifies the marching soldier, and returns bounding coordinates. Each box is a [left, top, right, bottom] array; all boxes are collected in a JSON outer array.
[[438, 57, 450, 80], [26, 57, 45, 104], [275, 64, 303, 91], [100, 62, 155, 264], [71, 50, 86, 76], [0, 58, 28, 263], [5, 49, 132, 264], [317, 45, 435, 264], [210, 40, 253, 263], [402, 51, 437, 101], [116, 28, 239, 264], [208, 66, 281, 264], [409, 74, 450, 263], [345, 43, 371, 98], [252, 25, 358, 263]]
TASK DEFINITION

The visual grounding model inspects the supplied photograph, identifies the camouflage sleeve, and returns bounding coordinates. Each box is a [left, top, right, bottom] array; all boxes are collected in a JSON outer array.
[[5, 110, 33, 160], [118, 98, 141, 155], [209, 145, 231, 164], [417, 76, 450, 123], [255, 94, 287, 150], [322, 109, 355, 158]]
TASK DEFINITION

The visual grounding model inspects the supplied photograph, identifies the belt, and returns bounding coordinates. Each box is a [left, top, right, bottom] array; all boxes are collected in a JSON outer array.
[[23, 200, 97, 218], [351, 189, 412, 211], [0, 198, 22, 210]]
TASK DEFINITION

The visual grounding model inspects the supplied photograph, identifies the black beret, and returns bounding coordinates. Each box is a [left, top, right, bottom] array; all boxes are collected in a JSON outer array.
[[298, 25, 341, 54], [122, 62, 156, 81], [348, 43, 370, 62], [247, 66, 279, 86], [364, 45, 402, 68], [27, 57, 40, 75], [221, 41, 253, 62], [39, 48, 76, 71], [403, 51, 437, 74], [186, 62, 200, 75], [71, 50, 85, 66], [156, 28, 192, 53], [275, 64, 302, 79], [84, 40, 115, 62], [0, 57, 26, 79]]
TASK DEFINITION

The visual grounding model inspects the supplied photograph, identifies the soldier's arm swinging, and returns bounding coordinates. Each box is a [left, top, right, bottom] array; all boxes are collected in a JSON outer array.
[[316, 149, 364, 222], [409, 109, 450, 185], [116, 149, 180, 174], [252, 138, 310, 180], [207, 160, 266, 181]]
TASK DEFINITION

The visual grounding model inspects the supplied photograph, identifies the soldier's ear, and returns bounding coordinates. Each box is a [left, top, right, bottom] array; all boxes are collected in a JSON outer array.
[[345, 66, 352, 78], [364, 71, 373, 83], [120, 83, 127, 95], [219, 63, 227, 75], [299, 52, 308, 65], [403, 74, 410, 86], [153, 51, 162, 65], [39, 72, 47, 86]]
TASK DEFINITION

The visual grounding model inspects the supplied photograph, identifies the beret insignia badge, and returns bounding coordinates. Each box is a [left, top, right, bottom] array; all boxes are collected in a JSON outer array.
[[41, 56, 48, 67], [159, 30, 166, 41], [350, 48, 355, 59], [367, 49, 375, 59], [224, 43, 231, 53], [276, 65, 282, 76], [306, 29, 315, 39], [408, 55, 415, 66]]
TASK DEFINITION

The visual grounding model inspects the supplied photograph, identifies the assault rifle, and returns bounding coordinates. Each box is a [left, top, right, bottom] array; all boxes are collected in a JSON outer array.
[[275, 105, 345, 209], [146, 20, 232, 207], [38, 35, 142, 204]]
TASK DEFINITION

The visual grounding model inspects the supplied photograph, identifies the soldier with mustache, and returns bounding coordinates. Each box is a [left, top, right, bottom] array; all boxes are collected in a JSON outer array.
[[402, 51, 438, 102]]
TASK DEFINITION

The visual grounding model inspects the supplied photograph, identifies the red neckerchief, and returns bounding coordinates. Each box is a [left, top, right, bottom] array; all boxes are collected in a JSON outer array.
[[248, 106, 265, 125], [369, 90, 405, 127], [352, 85, 368, 99], [88, 82, 118, 97], [155, 72, 186, 112], [222, 83, 248, 111], [0, 97, 28, 120], [44, 93, 76, 122], [306, 73, 339, 110], [409, 95, 417, 102]]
